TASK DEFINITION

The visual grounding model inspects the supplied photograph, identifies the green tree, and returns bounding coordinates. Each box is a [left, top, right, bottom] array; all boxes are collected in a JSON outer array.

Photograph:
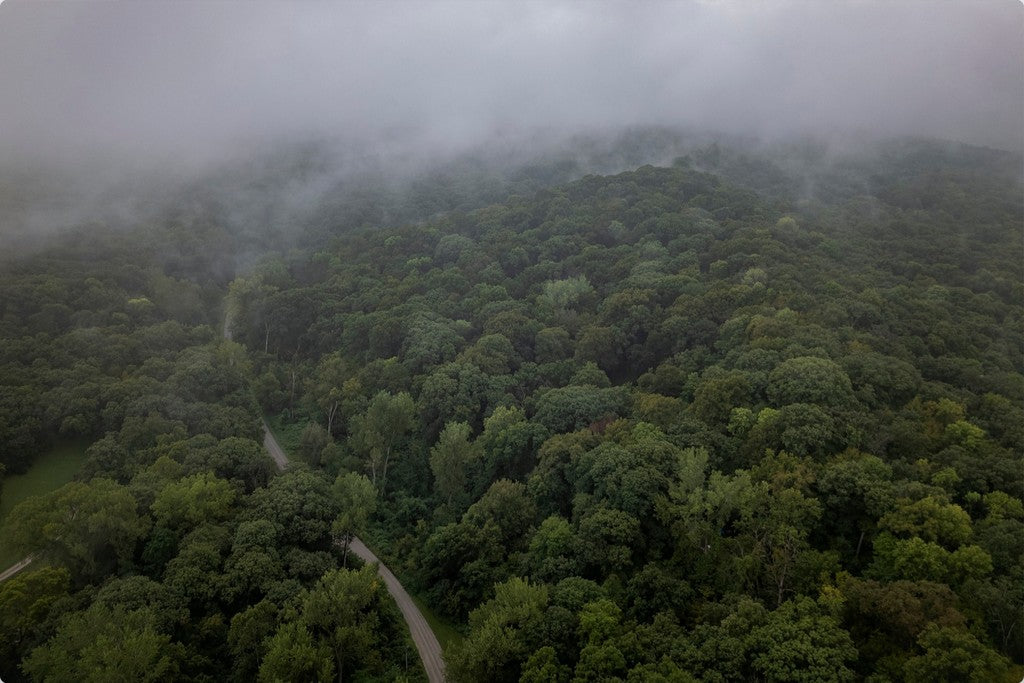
[[259, 621, 334, 683], [300, 565, 389, 680], [429, 421, 481, 507], [448, 578, 549, 683], [0, 567, 70, 666], [23, 604, 185, 683], [903, 624, 1010, 683], [349, 390, 416, 492], [766, 356, 856, 409], [331, 472, 377, 565], [228, 600, 279, 683], [151, 472, 237, 531], [748, 597, 857, 682], [2, 479, 148, 583], [245, 469, 340, 550]]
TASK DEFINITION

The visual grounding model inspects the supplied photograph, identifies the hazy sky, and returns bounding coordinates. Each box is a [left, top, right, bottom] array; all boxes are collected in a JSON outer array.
[[0, 0, 1021, 169]]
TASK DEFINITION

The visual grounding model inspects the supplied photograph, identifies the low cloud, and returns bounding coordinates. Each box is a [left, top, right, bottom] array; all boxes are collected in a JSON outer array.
[[0, 0, 1020, 172]]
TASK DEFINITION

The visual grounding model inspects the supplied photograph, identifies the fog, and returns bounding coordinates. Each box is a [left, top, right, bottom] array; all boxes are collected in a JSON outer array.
[[1, 0, 1020, 173]]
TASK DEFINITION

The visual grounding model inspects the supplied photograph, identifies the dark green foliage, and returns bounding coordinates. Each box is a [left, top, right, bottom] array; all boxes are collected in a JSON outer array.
[[2, 135, 1022, 681]]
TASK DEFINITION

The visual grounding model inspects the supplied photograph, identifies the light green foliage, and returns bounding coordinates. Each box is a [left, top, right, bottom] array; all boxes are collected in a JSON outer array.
[[478, 405, 548, 483], [429, 421, 480, 506], [257, 564, 420, 681], [869, 532, 993, 586], [465, 479, 537, 546], [448, 577, 549, 683], [0, 567, 70, 664], [245, 469, 341, 549], [2, 479, 148, 582], [879, 496, 973, 548], [519, 646, 571, 683], [301, 565, 385, 679], [903, 624, 1010, 683], [152, 472, 237, 530], [459, 333, 519, 375], [23, 604, 185, 683], [229, 600, 279, 682], [535, 326, 573, 363], [578, 599, 623, 645], [539, 276, 595, 312], [533, 385, 628, 434], [402, 314, 467, 373], [349, 390, 416, 491], [526, 516, 578, 583], [223, 520, 286, 603], [748, 597, 857, 682], [574, 325, 627, 374], [184, 436, 274, 493], [331, 472, 377, 561], [297, 421, 331, 466], [163, 525, 231, 609], [576, 507, 642, 574], [259, 621, 334, 683]]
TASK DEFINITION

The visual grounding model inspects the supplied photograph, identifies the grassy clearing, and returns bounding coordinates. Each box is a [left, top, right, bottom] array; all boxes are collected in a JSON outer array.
[[0, 439, 90, 572]]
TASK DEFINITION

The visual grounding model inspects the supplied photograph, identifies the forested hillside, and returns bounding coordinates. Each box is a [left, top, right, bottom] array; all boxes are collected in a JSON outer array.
[[0, 137, 1021, 682], [0, 229, 426, 680], [227, 139, 1024, 681]]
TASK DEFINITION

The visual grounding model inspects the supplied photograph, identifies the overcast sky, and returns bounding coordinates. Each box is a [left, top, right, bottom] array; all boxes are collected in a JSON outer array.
[[0, 0, 1021, 170]]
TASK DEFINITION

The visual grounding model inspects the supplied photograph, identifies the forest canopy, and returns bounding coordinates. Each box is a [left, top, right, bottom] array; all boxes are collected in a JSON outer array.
[[0, 134, 1022, 682]]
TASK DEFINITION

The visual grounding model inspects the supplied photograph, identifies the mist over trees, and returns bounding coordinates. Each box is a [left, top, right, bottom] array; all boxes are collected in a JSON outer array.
[[0, 1, 1022, 681]]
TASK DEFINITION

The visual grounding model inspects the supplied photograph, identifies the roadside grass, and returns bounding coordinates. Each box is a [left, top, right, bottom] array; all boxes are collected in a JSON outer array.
[[264, 413, 303, 457], [410, 593, 465, 652], [360, 530, 466, 653], [0, 439, 90, 571], [267, 422, 465, 656]]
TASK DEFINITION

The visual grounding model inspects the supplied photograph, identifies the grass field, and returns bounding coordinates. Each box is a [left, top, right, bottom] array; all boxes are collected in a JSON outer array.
[[0, 439, 90, 572]]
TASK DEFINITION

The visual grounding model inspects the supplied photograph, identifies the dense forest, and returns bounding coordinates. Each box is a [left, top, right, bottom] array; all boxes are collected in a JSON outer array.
[[1, 135, 1022, 682]]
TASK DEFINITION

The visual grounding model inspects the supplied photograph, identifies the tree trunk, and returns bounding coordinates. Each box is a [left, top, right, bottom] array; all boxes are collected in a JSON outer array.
[[289, 368, 297, 411], [380, 446, 391, 495], [327, 401, 338, 437]]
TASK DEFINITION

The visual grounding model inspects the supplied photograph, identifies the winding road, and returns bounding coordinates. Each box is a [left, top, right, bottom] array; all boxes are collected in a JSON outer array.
[[2, 313, 447, 681], [349, 538, 446, 683], [261, 422, 446, 683], [0, 425, 446, 682]]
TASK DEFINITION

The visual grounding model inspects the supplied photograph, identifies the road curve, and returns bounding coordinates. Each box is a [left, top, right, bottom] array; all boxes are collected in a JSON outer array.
[[0, 556, 33, 583], [261, 422, 446, 682], [350, 538, 446, 683]]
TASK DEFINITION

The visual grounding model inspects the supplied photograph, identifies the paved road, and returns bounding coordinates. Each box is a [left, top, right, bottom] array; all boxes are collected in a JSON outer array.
[[261, 423, 446, 682], [0, 556, 33, 583], [350, 538, 446, 683]]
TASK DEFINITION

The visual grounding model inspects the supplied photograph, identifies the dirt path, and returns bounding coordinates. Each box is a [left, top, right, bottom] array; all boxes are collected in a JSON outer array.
[[261, 423, 446, 682], [262, 422, 289, 470], [0, 556, 33, 583]]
